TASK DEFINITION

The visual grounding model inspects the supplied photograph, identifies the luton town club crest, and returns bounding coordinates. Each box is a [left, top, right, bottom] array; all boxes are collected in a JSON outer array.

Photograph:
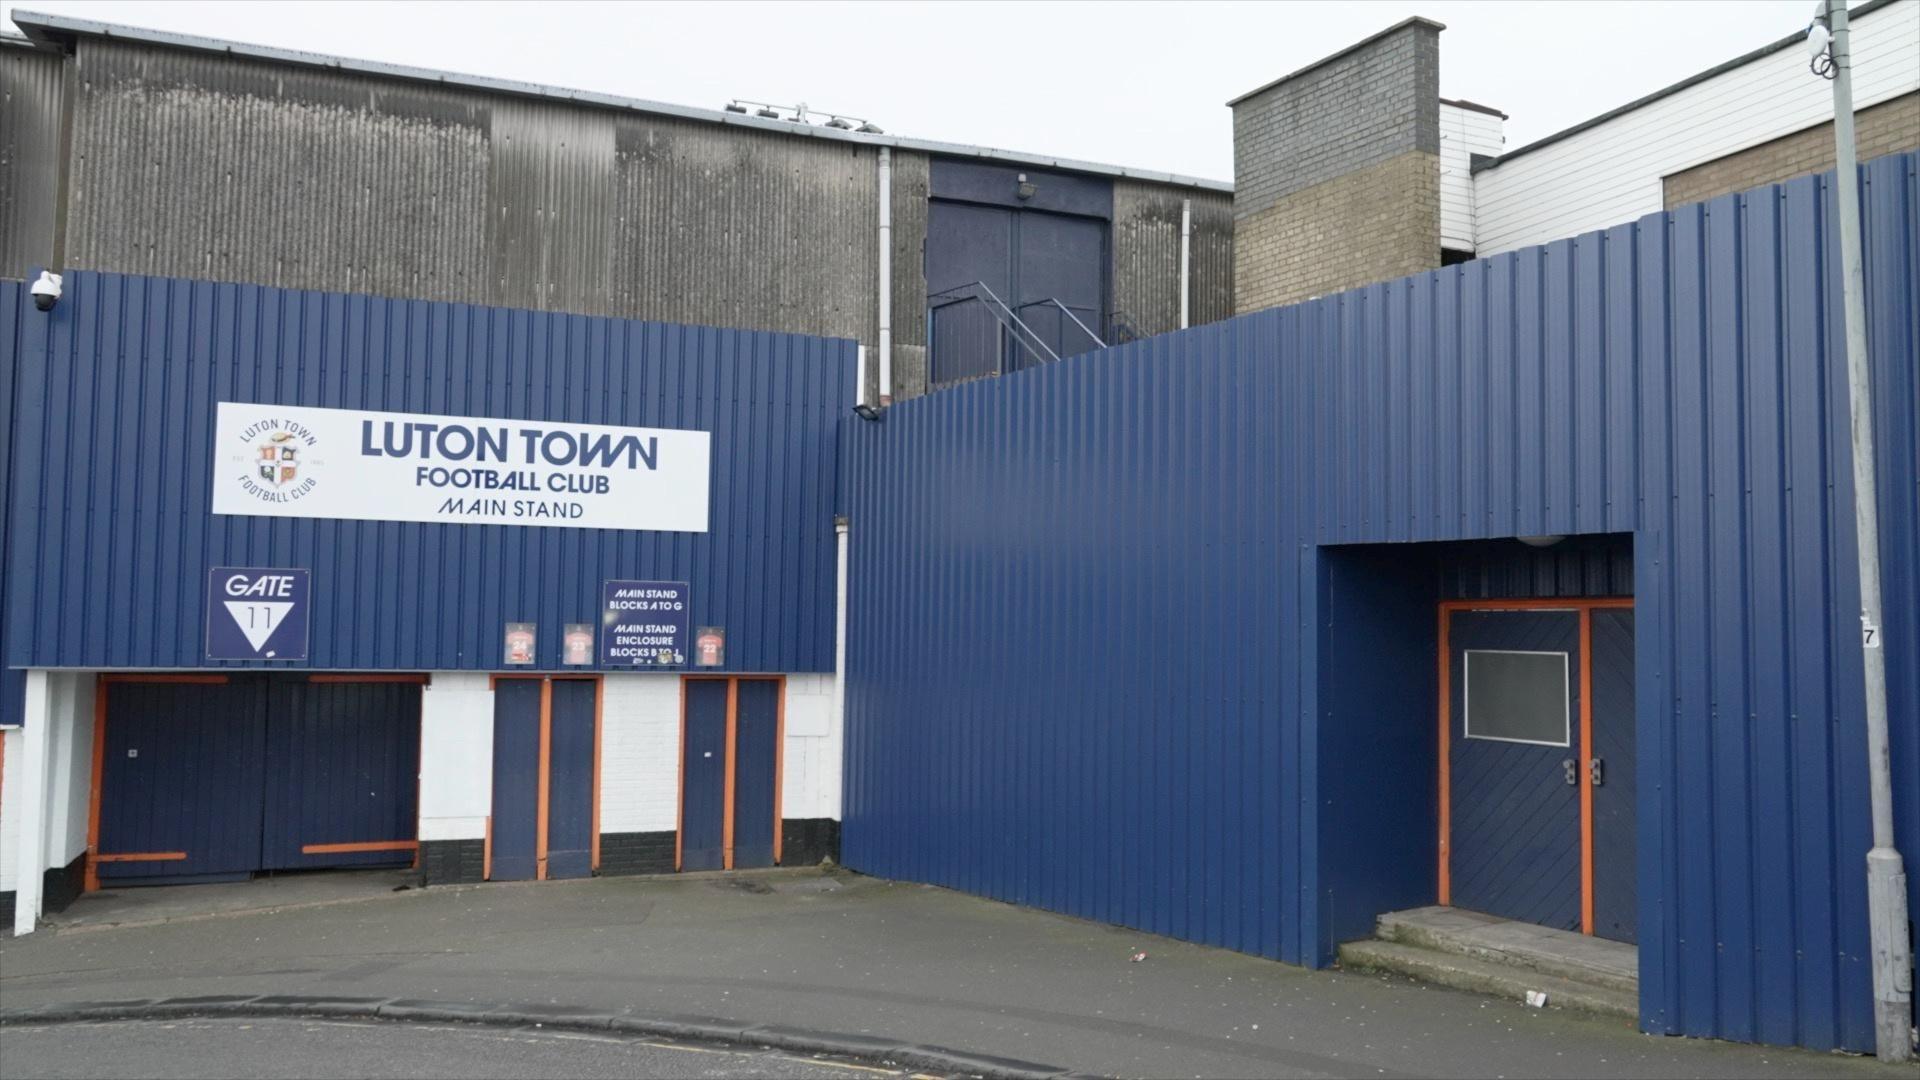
[[258, 430, 301, 486], [229, 416, 321, 505]]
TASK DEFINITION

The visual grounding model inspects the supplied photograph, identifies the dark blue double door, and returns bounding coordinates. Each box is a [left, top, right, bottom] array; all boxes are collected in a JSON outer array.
[[490, 676, 599, 881], [680, 677, 780, 871], [96, 675, 422, 885], [1445, 606, 1637, 943]]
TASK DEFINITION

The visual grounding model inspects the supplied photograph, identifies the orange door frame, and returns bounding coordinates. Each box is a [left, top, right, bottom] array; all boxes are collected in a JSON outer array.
[[488, 673, 602, 880], [1436, 598, 1633, 936], [678, 674, 786, 873]]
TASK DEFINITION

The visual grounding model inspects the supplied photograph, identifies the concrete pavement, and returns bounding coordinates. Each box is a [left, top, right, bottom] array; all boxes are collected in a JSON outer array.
[[0, 869, 1908, 1079]]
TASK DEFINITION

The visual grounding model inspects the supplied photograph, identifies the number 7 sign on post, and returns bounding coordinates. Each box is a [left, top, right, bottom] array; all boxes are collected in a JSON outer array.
[[206, 567, 311, 661]]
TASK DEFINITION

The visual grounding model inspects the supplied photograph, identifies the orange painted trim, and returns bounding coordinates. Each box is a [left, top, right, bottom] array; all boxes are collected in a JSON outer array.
[[1436, 597, 1634, 916], [771, 676, 786, 865], [1438, 597, 1634, 613], [536, 678, 552, 881], [93, 851, 187, 863], [675, 677, 687, 872], [484, 815, 493, 881], [1579, 608, 1596, 936], [301, 840, 418, 855], [308, 673, 430, 684], [1437, 607, 1452, 906], [722, 678, 738, 871], [99, 673, 229, 684], [592, 678, 604, 870], [771, 676, 787, 860], [86, 677, 108, 892]]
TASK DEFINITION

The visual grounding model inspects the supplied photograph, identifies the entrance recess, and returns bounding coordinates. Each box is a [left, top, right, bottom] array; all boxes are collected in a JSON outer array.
[[1439, 599, 1635, 943]]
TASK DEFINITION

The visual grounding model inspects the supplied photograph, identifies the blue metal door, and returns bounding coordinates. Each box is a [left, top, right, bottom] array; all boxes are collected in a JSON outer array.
[[97, 678, 267, 884], [260, 679, 420, 871], [681, 679, 729, 871], [490, 678, 542, 881], [1014, 211, 1106, 361], [732, 679, 780, 869], [1448, 610, 1582, 931], [1590, 609, 1637, 943], [546, 678, 598, 880], [927, 201, 1014, 385]]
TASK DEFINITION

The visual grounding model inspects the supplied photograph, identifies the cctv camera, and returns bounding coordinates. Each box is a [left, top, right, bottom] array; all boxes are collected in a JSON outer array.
[[31, 270, 62, 312]]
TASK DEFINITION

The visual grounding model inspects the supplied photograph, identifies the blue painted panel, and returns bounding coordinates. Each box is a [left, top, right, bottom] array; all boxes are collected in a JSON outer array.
[[681, 679, 728, 871], [489, 679, 541, 882], [732, 678, 779, 869], [842, 153, 1920, 1053], [545, 678, 597, 880], [98, 679, 267, 881], [260, 679, 420, 870], [1592, 609, 1636, 943], [2, 275, 851, 679], [1449, 611, 1582, 931]]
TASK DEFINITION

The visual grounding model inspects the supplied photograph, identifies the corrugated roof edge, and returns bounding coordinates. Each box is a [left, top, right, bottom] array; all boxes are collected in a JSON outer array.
[[1472, 0, 1905, 173], [7, 8, 1233, 193]]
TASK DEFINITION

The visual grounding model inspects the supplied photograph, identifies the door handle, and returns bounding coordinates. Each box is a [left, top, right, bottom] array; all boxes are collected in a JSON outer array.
[[1562, 759, 1578, 786], [1590, 757, 1605, 787]]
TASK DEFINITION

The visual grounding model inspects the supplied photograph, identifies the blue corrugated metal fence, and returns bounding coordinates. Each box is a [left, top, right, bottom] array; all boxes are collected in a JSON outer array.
[[839, 152, 1919, 1052]]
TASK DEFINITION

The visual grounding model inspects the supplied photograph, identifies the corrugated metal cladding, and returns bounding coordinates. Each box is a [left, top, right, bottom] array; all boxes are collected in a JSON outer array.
[[1, 270, 851, 700], [0, 41, 66, 276], [839, 152, 1919, 1054], [9, 36, 1237, 407], [1111, 182, 1234, 335]]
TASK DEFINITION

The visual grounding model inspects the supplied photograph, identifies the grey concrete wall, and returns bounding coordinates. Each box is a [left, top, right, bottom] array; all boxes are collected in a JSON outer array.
[[4, 37, 1233, 400], [1230, 18, 1442, 311]]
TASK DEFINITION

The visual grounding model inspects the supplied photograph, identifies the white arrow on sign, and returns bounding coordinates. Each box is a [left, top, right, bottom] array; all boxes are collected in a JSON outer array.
[[224, 601, 293, 653]]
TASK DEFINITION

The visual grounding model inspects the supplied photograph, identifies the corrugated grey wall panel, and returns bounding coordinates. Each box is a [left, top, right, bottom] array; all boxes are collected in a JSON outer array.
[[493, 99, 618, 316], [63, 40, 492, 301], [1110, 181, 1234, 336], [0, 43, 66, 277], [887, 150, 931, 401]]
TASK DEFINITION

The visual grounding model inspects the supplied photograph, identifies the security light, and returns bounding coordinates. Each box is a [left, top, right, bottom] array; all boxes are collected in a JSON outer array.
[[853, 403, 884, 422], [756, 106, 781, 119], [826, 117, 853, 130], [724, 102, 748, 114], [856, 122, 884, 134]]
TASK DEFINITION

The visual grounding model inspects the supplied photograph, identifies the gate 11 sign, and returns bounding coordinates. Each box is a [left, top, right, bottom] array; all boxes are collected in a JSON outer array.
[[206, 567, 311, 661], [601, 580, 689, 668]]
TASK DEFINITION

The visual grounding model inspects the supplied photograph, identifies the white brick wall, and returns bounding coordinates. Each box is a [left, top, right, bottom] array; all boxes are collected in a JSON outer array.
[[418, 672, 492, 842], [414, 669, 841, 845], [0, 727, 19, 893], [600, 673, 682, 834], [781, 673, 840, 821]]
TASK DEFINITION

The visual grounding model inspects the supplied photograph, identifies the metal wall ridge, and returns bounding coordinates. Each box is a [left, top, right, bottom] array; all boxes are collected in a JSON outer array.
[[838, 151, 1920, 1055], [2, 269, 855, 685]]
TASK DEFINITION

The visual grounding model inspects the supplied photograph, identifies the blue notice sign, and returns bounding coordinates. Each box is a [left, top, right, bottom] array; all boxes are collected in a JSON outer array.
[[601, 580, 689, 668], [206, 567, 311, 661]]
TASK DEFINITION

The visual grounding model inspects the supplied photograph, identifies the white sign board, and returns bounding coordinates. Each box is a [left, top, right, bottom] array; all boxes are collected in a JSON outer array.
[[211, 402, 710, 532]]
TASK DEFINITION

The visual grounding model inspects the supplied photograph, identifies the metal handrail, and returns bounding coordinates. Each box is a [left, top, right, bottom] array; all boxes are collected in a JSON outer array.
[[927, 281, 1063, 370], [1013, 298, 1105, 351]]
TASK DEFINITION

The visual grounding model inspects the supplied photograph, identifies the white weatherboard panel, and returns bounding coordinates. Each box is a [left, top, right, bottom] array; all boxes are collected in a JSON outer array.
[[1440, 104, 1506, 251], [1473, 0, 1918, 256]]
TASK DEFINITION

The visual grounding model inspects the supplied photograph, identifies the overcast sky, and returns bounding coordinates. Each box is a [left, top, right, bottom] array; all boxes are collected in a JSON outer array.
[[3, 0, 1841, 181]]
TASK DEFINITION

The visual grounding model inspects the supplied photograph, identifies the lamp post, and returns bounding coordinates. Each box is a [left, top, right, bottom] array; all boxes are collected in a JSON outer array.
[[1811, 0, 1913, 1061]]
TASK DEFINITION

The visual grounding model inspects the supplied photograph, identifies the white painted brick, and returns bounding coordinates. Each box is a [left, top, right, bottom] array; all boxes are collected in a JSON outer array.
[[418, 672, 492, 840], [600, 673, 681, 834], [0, 727, 19, 893]]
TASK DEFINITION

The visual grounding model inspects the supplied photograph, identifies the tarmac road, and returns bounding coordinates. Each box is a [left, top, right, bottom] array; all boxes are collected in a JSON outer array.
[[0, 1017, 918, 1080], [2, 868, 1911, 1079]]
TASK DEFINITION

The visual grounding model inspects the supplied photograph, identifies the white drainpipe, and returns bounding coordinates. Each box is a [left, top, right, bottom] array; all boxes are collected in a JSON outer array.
[[1179, 198, 1192, 330], [877, 147, 893, 405]]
